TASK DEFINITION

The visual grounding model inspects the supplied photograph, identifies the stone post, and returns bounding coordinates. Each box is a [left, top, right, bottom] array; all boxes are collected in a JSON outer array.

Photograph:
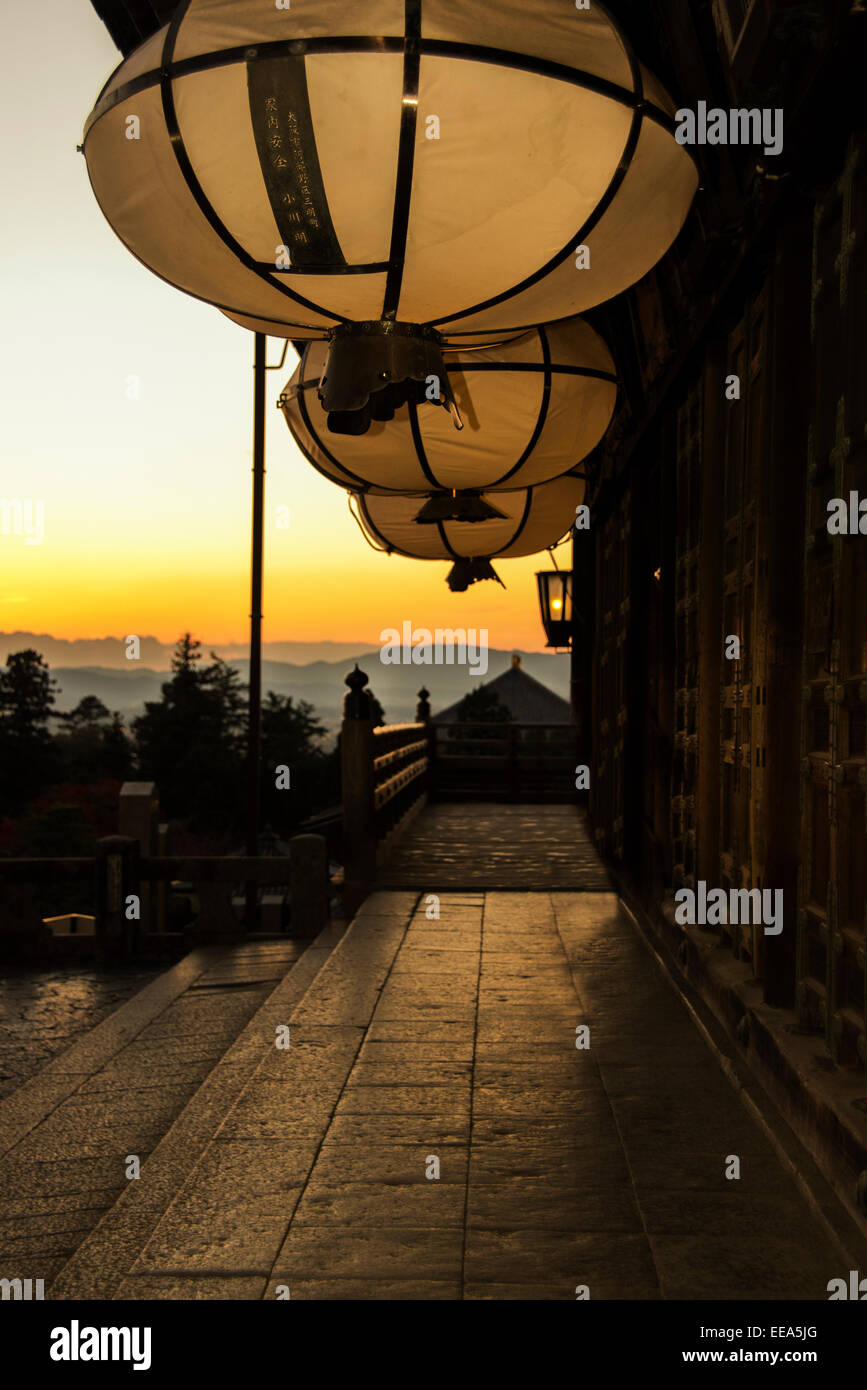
[[119, 782, 159, 933], [94, 835, 140, 960], [289, 833, 329, 937]]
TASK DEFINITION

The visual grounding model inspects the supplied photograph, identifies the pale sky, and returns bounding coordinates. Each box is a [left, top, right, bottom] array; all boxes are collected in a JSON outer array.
[[0, 0, 558, 652]]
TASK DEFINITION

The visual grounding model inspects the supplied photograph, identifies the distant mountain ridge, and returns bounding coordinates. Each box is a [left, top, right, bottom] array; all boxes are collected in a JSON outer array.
[[37, 649, 569, 728], [0, 632, 381, 669]]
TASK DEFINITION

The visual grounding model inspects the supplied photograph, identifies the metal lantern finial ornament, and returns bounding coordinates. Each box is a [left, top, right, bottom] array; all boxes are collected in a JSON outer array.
[[83, 0, 697, 433], [279, 316, 617, 495], [349, 472, 585, 590]]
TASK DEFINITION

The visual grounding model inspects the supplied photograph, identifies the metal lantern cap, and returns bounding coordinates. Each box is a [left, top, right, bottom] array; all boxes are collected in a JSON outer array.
[[319, 321, 460, 434]]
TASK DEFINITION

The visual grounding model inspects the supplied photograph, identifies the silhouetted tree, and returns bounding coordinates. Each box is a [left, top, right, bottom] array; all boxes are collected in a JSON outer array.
[[132, 634, 247, 832], [55, 697, 134, 784], [261, 692, 334, 830], [0, 650, 60, 813], [261, 692, 325, 764], [58, 695, 110, 729], [101, 713, 135, 782]]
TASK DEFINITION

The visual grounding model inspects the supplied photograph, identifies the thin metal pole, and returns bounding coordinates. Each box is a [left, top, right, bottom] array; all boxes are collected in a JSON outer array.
[[245, 332, 267, 928]]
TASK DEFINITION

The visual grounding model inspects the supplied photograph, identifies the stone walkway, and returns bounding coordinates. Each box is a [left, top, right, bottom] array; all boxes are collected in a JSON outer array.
[[44, 890, 853, 1300], [378, 804, 610, 890]]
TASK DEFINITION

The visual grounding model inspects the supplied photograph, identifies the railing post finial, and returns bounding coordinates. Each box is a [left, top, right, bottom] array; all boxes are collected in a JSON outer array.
[[416, 686, 431, 723], [344, 664, 372, 721]]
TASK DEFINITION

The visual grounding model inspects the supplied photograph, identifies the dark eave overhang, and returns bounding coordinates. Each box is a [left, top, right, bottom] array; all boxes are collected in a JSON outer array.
[[89, 0, 178, 55]]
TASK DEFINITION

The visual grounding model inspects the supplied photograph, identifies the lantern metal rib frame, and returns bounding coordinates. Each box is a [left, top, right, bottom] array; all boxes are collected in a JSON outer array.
[[281, 325, 619, 493], [383, 0, 422, 322], [436, 517, 460, 561], [83, 0, 699, 336], [294, 387, 372, 491], [407, 399, 441, 489]]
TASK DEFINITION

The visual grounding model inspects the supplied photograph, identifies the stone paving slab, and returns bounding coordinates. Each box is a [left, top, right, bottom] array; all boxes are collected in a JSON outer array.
[[467, 1180, 642, 1232], [323, 1113, 470, 1146], [293, 1180, 467, 1227], [309, 1144, 469, 1187], [465, 1229, 663, 1296], [270, 1226, 464, 1284]]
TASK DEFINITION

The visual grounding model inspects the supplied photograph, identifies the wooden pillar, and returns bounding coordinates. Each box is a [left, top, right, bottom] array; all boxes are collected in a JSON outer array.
[[341, 666, 375, 915], [570, 529, 581, 725], [697, 348, 726, 887], [658, 416, 677, 893], [571, 525, 594, 747], [763, 205, 812, 1007], [589, 505, 604, 843]]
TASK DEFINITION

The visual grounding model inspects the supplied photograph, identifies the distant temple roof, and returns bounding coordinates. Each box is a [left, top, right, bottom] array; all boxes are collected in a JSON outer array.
[[433, 654, 571, 725]]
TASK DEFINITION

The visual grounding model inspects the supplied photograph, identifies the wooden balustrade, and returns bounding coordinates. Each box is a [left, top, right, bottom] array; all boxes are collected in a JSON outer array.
[[0, 838, 328, 962], [433, 721, 578, 801]]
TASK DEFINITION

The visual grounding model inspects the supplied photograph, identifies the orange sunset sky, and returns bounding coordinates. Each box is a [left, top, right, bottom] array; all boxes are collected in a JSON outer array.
[[0, 0, 560, 657]]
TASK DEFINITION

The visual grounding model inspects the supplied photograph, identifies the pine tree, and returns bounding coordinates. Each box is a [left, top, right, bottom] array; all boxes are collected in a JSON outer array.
[[132, 634, 247, 831], [0, 650, 60, 812], [260, 692, 334, 832]]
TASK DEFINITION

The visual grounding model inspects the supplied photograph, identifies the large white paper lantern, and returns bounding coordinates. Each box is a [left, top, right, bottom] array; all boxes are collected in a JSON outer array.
[[351, 473, 584, 589], [83, 0, 696, 428], [279, 317, 617, 490]]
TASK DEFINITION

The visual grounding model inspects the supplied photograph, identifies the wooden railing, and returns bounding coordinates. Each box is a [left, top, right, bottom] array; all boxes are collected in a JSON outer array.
[[0, 835, 329, 962], [433, 721, 578, 801]]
